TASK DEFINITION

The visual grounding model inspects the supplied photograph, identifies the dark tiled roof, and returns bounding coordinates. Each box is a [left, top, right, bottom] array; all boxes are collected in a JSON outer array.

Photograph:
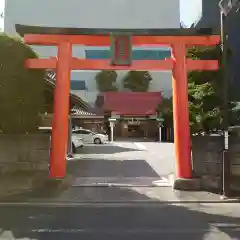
[[102, 92, 162, 116], [45, 71, 89, 111], [71, 106, 96, 116]]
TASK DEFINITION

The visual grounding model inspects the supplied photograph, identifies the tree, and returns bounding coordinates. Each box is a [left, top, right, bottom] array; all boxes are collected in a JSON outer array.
[[95, 70, 118, 92], [156, 98, 173, 128], [188, 46, 240, 133], [155, 46, 240, 134], [123, 71, 152, 92], [0, 34, 45, 134]]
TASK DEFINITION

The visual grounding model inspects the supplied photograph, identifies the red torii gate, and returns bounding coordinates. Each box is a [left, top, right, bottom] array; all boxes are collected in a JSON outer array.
[[17, 25, 220, 189]]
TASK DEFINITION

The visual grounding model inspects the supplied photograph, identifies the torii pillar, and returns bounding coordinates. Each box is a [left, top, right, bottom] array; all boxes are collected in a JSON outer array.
[[171, 43, 194, 189], [50, 42, 72, 178]]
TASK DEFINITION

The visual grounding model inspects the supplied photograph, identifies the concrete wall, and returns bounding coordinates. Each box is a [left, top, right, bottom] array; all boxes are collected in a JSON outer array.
[[193, 0, 219, 28], [4, 0, 180, 104], [4, 0, 180, 31]]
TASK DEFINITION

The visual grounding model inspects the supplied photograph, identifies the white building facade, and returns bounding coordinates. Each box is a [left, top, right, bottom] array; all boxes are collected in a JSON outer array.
[[4, 0, 180, 106]]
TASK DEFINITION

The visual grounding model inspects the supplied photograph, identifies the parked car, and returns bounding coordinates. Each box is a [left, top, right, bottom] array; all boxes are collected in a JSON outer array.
[[72, 128, 108, 144], [38, 127, 84, 153]]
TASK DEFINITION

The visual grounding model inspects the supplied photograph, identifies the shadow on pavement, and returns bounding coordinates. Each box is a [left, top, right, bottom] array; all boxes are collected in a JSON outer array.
[[115, 137, 156, 143], [1, 186, 240, 239], [76, 144, 143, 155], [67, 159, 159, 178]]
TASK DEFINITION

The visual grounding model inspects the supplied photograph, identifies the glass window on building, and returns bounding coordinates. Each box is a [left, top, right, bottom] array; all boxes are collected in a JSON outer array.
[[85, 49, 171, 60], [70, 80, 87, 90]]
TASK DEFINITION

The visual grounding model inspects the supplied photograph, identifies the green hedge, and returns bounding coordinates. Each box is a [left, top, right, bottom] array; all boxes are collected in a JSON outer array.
[[0, 34, 45, 134]]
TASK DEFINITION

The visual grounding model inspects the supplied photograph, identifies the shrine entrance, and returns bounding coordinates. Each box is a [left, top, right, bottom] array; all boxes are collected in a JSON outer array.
[[18, 24, 220, 189]]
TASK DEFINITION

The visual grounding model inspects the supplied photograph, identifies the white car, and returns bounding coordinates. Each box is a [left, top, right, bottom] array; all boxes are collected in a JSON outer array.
[[38, 127, 84, 153], [72, 129, 108, 144]]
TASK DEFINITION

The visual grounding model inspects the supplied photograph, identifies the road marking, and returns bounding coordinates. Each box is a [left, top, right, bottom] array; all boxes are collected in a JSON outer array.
[[134, 143, 147, 150], [0, 202, 172, 208], [29, 228, 239, 233], [211, 223, 240, 228], [161, 177, 169, 182], [0, 230, 37, 240]]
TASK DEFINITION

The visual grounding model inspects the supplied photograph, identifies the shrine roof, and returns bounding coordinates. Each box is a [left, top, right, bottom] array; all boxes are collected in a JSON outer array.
[[102, 92, 162, 116]]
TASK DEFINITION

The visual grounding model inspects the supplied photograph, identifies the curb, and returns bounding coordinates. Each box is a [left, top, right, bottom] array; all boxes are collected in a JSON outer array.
[[0, 199, 239, 207]]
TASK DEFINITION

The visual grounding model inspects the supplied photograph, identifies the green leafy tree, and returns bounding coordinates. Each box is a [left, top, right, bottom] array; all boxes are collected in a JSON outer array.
[[188, 46, 240, 133], [155, 46, 240, 134], [0, 34, 45, 134], [123, 71, 152, 92], [95, 70, 118, 92], [156, 98, 173, 128]]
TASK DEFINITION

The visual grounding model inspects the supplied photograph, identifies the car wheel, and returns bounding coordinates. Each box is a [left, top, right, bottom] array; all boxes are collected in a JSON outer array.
[[94, 138, 101, 144], [72, 143, 76, 153]]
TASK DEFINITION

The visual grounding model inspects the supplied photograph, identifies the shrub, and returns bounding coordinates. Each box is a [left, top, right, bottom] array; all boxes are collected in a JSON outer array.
[[0, 33, 45, 134]]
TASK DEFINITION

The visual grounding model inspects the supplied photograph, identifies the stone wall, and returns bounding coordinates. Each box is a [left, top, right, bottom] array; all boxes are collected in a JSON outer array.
[[0, 134, 50, 174], [191, 136, 223, 191], [192, 135, 240, 193], [0, 134, 51, 198], [229, 137, 240, 191]]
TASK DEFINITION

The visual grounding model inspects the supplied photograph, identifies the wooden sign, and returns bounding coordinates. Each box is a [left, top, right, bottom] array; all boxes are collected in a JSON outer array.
[[128, 118, 141, 125], [110, 33, 132, 66]]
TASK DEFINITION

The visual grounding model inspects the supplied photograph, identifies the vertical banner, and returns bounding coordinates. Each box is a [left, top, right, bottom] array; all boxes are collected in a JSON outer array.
[[110, 33, 132, 66]]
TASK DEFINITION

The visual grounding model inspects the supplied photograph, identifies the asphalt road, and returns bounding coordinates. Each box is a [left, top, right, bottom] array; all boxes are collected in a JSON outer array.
[[0, 203, 240, 239]]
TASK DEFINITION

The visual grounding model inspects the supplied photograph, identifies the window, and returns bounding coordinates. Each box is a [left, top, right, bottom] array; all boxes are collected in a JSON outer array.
[[132, 50, 171, 60], [70, 80, 86, 90], [82, 130, 92, 135], [73, 130, 91, 135], [85, 50, 110, 59], [85, 49, 171, 60]]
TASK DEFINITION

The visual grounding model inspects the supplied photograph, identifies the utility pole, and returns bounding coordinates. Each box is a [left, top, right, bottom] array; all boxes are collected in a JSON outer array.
[[220, 9, 230, 198]]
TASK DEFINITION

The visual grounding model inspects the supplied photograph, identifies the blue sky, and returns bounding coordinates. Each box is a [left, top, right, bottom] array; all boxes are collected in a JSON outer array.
[[0, 0, 201, 29]]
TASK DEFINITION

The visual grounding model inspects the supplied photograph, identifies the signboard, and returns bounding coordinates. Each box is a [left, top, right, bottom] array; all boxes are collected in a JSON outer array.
[[128, 118, 141, 125], [111, 115, 120, 120], [111, 33, 132, 66]]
